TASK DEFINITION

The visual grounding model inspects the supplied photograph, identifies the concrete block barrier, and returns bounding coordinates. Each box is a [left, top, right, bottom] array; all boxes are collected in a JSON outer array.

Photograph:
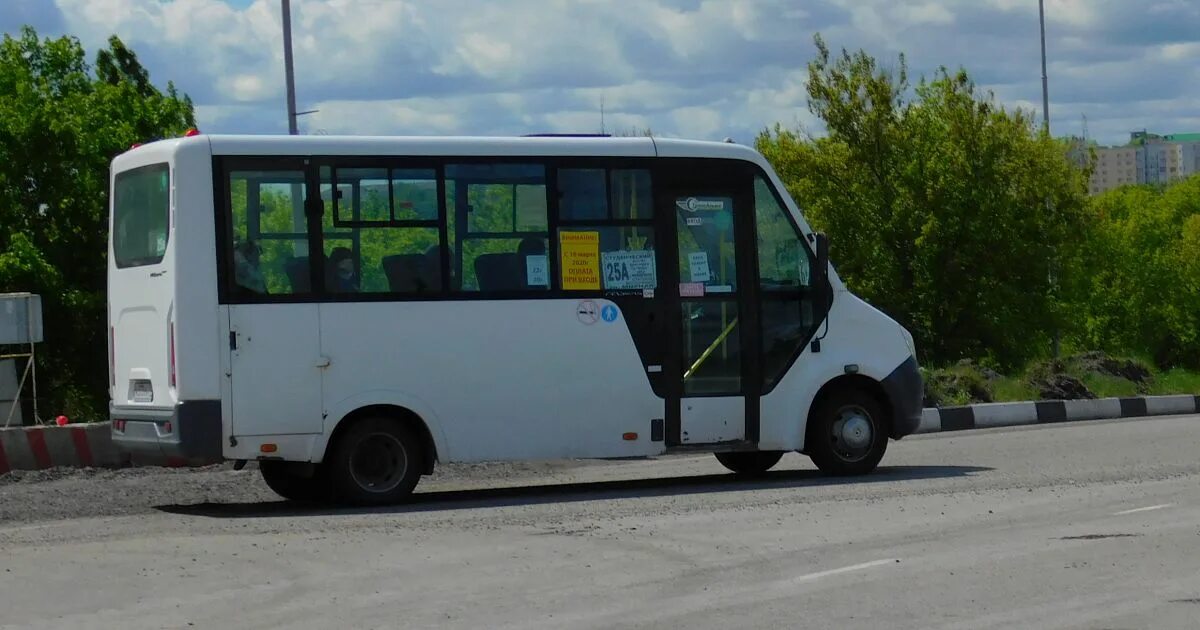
[[0, 422, 204, 474], [0, 423, 125, 474], [971, 401, 1039, 429], [1064, 398, 1124, 422], [1145, 395, 1198, 416]]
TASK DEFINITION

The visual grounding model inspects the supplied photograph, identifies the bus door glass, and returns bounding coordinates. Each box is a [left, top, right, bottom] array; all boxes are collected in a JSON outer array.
[[657, 161, 761, 446]]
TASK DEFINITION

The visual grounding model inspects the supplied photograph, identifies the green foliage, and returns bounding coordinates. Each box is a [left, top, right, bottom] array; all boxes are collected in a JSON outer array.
[[0, 27, 194, 419], [757, 35, 1091, 369], [1068, 175, 1200, 368]]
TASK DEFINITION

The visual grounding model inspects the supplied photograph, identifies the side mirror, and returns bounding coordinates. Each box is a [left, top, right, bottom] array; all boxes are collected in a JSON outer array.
[[814, 232, 829, 288]]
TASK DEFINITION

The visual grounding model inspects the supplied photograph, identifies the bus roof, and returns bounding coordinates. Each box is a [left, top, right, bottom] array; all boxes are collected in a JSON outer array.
[[123, 133, 767, 164]]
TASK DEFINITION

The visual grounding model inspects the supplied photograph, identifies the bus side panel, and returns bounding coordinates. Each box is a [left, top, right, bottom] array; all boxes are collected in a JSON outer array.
[[315, 299, 665, 463], [171, 141, 222, 403], [757, 290, 914, 452]]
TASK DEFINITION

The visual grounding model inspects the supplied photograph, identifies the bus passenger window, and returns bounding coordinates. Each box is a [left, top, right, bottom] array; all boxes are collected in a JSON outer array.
[[557, 168, 655, 292], [320, 166, 443, 295], [446, 163, 549, 293], [226, 170, 310, 297]]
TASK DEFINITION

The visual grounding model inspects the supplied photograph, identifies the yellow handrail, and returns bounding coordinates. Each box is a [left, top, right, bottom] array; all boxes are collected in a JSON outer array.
[[683, 317, 738, 380]]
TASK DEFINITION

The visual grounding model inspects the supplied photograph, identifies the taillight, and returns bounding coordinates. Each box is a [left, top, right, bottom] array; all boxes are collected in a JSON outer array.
[[113, 419, 126, 432], [168, 322, 176, 388], [109, 326, 116, 388], [184, 128, 200, 137]]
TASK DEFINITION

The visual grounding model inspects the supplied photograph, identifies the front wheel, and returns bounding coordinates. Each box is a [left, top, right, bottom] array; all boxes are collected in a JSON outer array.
[[714, 450, 784, 476], [806, 388, 888, 476], [326, 417, 424, 505]]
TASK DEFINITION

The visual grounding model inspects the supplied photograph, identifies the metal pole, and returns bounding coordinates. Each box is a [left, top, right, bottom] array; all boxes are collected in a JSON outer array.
[[27, 297, 37, 424], [1039, 0, 1050, 134], [282, 0, 299, 135], [1040, 0, 1060, 359]]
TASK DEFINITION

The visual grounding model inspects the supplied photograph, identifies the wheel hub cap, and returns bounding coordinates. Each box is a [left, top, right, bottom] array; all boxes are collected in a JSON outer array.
[[830, 405, 875, 462], [349, 432, 408, 494]]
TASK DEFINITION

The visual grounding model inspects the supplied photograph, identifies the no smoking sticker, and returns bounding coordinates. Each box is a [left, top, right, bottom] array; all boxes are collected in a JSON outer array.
[[577, 300, 599, 325]]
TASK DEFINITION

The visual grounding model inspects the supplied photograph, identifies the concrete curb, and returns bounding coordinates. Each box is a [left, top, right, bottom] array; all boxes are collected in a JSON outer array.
[[914, 394, 1200, 435], [0, 422, 199, 474]]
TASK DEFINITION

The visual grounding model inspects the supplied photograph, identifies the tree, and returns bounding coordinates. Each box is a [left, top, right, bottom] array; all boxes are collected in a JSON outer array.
[[757, 35, 1091, 368], [0, 27, 195, 419], [1070, 175, 1200, 368]]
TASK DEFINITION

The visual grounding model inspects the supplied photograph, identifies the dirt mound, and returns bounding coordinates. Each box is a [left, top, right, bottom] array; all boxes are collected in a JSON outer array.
[[956, 358, 1001, 380], [1032, 373, 1095, 401], [1070, 351, 1152, 384]]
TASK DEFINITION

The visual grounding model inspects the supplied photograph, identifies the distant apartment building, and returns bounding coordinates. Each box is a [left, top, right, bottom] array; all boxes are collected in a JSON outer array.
[[1088, 132, 1200, 195]]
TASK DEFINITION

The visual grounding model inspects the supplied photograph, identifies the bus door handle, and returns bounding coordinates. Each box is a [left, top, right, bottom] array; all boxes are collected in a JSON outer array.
[[315, 356, 331, 369]]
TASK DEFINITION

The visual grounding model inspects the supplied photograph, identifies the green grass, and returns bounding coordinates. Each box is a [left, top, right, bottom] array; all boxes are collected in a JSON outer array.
[[1148, 368, 1200, 396], [923, 353, 1200, 406], [991, 377, 1036, 402], [1078, 373, 1141, 398]]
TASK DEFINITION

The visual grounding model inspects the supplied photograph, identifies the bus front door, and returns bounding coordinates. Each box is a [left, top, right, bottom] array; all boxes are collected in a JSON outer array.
[[657, 160, 761, 447]]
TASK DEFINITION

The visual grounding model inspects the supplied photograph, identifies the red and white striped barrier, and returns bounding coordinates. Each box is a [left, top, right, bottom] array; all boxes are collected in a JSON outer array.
[[0, 422, 200, 474]]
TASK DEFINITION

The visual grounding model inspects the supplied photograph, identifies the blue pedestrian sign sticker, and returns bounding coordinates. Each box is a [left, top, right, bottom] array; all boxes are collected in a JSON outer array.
[[601, 304, 619, 323]]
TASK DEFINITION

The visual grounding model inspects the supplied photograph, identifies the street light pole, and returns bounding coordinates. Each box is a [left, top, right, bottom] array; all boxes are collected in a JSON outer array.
[[282, 0, 298, 135], [1039, 0, 1050, 134], [1039, 0, 1060, 360]]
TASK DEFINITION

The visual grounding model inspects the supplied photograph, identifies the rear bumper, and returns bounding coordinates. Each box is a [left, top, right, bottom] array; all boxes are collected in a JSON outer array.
[[882, 355, 923, 439], [110, 400, 223, 462]]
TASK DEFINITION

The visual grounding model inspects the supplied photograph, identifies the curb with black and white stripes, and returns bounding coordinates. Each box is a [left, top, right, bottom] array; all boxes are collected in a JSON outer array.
[[916, 394, 1200, 434], [1, 396, 1197, 473]]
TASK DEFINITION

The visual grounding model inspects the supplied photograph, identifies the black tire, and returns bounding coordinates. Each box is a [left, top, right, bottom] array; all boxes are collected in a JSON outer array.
[[259, 461, 330, 503], [326, 416, 423, 506], [714, 450, 784, 476], [806, 388, 888, 476]]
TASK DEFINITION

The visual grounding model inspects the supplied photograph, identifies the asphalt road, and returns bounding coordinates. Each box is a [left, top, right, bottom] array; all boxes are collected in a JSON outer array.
[[2, 415, 1200, 629]]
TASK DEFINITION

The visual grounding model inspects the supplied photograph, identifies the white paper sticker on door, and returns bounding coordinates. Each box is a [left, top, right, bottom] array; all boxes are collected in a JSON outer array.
[[526, 254, 549, 287], [687, 251, 711, 283]]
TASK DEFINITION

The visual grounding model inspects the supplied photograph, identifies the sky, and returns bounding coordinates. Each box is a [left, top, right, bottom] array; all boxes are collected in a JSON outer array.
[[2, 0, 1198, 146]]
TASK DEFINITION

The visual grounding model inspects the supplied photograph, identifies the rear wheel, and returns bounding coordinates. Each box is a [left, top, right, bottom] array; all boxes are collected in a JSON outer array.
[[327, 416, 423, 505], [259, 461, 330, 503], [714, 450, 784, 476], [806, 388, 888, 476]]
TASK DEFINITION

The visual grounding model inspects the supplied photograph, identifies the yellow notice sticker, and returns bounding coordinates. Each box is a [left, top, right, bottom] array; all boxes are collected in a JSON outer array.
[[560, 231, 601, 290]]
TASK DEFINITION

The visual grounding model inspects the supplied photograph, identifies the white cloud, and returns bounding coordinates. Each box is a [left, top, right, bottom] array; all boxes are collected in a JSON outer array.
[[20, 0, 1197, 144], [304, 99, 463, 136]]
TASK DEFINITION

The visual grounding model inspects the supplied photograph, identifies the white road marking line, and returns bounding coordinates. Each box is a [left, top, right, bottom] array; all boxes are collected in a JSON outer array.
[[1113, 503, 1173, 516], [789, 558, 898, 583]]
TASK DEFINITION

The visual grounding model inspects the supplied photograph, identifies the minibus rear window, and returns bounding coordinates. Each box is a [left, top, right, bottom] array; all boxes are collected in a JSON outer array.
[[113, 163, 170, 268]]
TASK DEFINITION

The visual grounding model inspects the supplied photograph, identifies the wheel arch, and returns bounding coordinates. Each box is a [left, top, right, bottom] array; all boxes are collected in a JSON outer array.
[[321, 403, 440, 474]]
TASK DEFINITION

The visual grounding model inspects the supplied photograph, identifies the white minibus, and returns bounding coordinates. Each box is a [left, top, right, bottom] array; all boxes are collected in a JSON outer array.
[[108, 132, 922, 504]]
